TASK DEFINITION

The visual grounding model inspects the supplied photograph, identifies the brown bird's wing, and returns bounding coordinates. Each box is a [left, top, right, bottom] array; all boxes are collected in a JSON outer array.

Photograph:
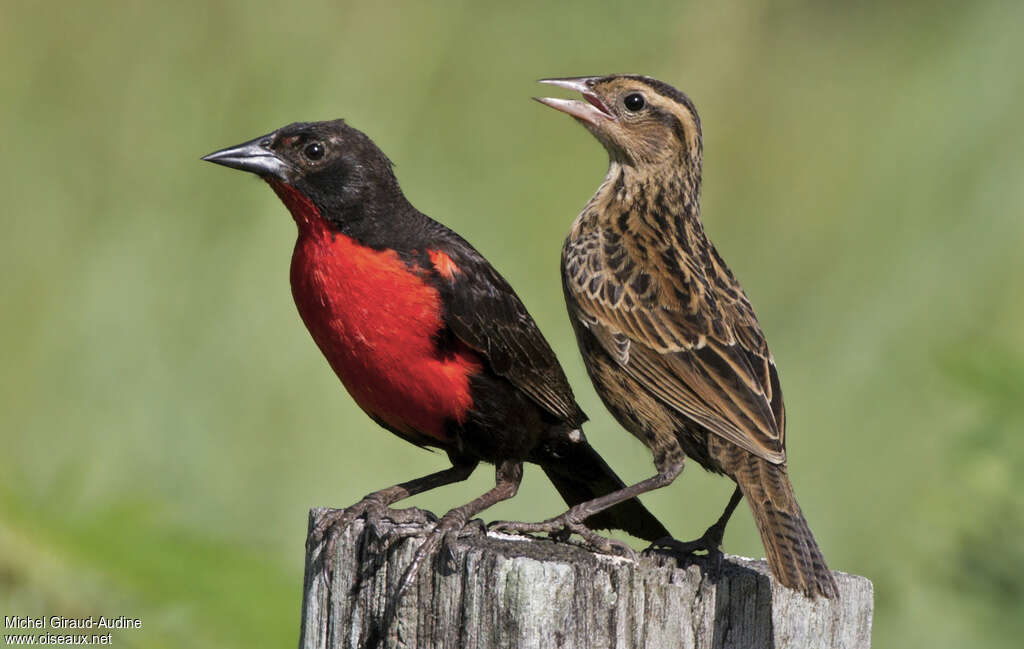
[[563, 229, 786, 463], [429, 235, 586, 427]]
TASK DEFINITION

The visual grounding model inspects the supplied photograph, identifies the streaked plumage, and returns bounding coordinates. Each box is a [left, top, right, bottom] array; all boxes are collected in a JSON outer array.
[[498, 75, 837, 598]]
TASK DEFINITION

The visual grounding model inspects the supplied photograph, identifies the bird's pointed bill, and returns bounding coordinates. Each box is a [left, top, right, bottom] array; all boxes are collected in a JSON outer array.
[[535, 77, 616, 126], [202, 133, 290, 180], [537, 76, 602, 93]]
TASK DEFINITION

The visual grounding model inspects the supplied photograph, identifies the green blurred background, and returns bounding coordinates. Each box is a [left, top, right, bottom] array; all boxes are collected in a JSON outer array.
[[2, 0, 1022, 646]]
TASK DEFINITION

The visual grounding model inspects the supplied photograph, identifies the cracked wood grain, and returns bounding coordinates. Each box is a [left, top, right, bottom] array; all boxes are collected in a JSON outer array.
[[299, 509, 872, 649]]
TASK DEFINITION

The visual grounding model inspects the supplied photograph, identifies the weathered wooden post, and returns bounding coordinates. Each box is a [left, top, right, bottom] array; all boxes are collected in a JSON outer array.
[[299, 509, 872, 649]]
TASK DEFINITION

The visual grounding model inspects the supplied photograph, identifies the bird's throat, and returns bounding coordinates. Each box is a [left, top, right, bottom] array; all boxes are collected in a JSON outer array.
[[575, 162, 702, 237], [268, 179, 329, 235]]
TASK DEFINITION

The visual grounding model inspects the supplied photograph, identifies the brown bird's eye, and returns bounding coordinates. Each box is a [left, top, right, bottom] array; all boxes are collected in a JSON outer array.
[[304, 142, 325, 160], [624, 93, 646, 111]]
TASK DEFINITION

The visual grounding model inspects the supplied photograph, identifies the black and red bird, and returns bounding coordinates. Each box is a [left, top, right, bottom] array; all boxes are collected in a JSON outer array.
[[201, 119, 668, 587], [493, 76, 838, 598]]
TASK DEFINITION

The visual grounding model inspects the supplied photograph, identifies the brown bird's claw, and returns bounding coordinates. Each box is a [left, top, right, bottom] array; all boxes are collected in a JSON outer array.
[[646, 518, 726, 555], [490, 514, 638, 561], [644, 487, 739, 579], [594, 535, 639, 562], [458, 517, 487, 538], [644, 528, 726, 577]]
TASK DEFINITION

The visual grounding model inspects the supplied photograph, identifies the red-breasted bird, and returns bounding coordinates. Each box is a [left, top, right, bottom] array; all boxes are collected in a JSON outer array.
[[493, 76, 838, 598], [201, 119, 669, 594]]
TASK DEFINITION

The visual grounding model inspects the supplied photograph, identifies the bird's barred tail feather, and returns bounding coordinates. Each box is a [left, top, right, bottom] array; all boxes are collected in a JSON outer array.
[[539, 436, 670, 543], [738, 456, 839, 598]]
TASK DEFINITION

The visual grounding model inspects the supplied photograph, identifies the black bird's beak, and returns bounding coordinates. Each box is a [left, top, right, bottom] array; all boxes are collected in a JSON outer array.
[[534, 77, 616, 127], [201, 133, 291, 180]]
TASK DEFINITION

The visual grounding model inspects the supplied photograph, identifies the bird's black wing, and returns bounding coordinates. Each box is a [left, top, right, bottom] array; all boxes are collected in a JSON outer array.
[[425, 230, 586, 427], [563, 227, 786, 463]]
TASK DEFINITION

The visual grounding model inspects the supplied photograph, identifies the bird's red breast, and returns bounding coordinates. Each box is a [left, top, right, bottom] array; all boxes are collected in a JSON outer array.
[[269, 180, 482, 442]]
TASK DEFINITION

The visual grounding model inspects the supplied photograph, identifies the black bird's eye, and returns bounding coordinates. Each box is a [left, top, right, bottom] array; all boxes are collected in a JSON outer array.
[[624, 93, 646, 112], [304, 141, 325, 160]]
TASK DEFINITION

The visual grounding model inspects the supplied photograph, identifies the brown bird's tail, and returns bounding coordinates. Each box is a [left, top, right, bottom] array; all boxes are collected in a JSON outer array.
[[737, 455, 839, 598], [538, 435, 670, 543]]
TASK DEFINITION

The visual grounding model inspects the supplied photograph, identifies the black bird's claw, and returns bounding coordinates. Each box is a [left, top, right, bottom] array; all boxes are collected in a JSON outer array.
[[441, 529, 460, 569], [309, 501, 436, 548], [307, 498, 440, 585], [367, 505, 436, 537], [489, 513, 638, 562], [380, 510, 470, 637], [307, 506, 365, 584], [393, 510, 475, 606], [364, 507, 433, 556]]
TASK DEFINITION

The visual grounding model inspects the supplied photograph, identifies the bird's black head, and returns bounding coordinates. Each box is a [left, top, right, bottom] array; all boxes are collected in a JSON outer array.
[[534, 75, 702, 169], [202, 119, 406, 222]]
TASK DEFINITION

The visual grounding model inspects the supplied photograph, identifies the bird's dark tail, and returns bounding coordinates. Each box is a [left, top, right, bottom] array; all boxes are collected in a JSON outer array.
[[538, 434, 670, 543], [736, 455, 839, 598]]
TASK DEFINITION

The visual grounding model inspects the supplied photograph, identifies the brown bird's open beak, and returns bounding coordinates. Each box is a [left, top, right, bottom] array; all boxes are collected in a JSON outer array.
[[534, 77, 616, 127], [201, 132, 292, 181]]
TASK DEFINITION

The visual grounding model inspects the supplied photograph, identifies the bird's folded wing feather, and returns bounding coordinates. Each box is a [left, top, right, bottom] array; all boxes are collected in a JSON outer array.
[[564, 231, 786, 463], [432, 237, 586, 427]]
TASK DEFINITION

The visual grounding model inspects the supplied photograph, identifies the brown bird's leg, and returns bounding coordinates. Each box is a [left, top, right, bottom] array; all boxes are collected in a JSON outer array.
[[647, 486, 743, 570], [387, 461, 523, 618], [491, 459, 684, 554]]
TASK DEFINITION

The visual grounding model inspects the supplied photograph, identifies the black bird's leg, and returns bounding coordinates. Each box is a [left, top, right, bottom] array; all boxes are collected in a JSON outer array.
[[308, 459, 479, 575], [387, 461, 523, 620], [491, 460, 684, 555], [647, 486, 743, 572]]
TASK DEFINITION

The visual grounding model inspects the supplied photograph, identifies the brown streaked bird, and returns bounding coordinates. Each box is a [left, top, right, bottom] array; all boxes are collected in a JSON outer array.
[[493, 75, 838, 598]]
